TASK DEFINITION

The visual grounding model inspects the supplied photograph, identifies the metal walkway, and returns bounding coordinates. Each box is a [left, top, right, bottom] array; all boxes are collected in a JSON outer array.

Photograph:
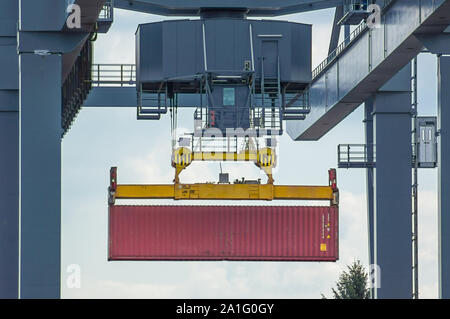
[[287, 0, 450, 141], [91, 64, 136, 86]]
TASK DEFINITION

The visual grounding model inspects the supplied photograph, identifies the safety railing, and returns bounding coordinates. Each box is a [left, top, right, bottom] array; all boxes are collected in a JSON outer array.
[[137, 87, 169, 120], [192, 136, 242, 154], [312, 21, 368, 79], [283, 90, 310, 120], [338, 144, 376, 168], [312, 0, 396, 80], [191, 135, 272, 155], [91, 64, 136, 87], [251, 107, 282, 132]]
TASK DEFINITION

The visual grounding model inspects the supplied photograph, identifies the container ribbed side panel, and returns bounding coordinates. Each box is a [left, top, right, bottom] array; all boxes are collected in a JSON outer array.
[[109, 205, 338, 261]]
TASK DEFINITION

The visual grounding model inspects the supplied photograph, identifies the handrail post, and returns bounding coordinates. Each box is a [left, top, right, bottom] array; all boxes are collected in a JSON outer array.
[[348, 145, 350, 163], [365, 144, 367, 163], [120, 64, 123, 87], [131, 64, 134, 83], [338, 145, 341, 164], [261, 58, 265, 107]]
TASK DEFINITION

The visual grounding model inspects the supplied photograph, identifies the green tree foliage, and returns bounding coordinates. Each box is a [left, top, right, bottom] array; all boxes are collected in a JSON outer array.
[[323, 260, 370, 299]]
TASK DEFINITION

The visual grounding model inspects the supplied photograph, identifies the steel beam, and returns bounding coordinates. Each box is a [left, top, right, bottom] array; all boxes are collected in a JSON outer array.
[[19, 0, 105, 32], [17, 0, 93, 296], [110, 167, 338, 202], [372, 70, 412, 299], [287, 0, 450, 141], [114, 184, 336, 202], [438, 55, 450, 299], [18, 32, 89, 54], [0, 0, 19, 299], [19, 52, 62, 299], [19, 0, 66, 31], [0, 112, 19, 299], [83, 87, 210, 108], [329, 6, 343, 55], [113, 0, 343, 16], [18, 1, 67, 298], [417, 34, 450, 55]]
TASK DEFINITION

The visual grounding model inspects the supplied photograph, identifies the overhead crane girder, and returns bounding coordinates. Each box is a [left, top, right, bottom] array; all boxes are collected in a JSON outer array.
[[113, 0, 344, 16]]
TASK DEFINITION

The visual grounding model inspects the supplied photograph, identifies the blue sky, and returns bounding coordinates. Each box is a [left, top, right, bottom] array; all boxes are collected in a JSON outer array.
[[61, 8, 440, 298]]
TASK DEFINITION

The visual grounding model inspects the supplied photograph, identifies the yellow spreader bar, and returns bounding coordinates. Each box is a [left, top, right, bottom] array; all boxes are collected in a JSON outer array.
[[115, 184, 336, 202]]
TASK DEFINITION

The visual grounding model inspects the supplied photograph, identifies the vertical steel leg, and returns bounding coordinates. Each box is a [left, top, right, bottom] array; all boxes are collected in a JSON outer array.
[[0, 112, 19, 299], [438, 55, 450, 299], [0, 0, 19, 299], [19, 53, 62, 299], [373, 66, 412, 299]]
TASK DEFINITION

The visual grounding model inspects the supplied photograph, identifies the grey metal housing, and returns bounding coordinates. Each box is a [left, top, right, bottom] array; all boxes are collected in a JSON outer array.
[[136, 18, 312, 92]]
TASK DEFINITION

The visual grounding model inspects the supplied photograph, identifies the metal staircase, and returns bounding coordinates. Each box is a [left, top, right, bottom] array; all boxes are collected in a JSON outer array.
[[137, 84, 169, 120], [283, 89, 310, 121], [251, 58, 282, 134], [256, 56, 310, 123]]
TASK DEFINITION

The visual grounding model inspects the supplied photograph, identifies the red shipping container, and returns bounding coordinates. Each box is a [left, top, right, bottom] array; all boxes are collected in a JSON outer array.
[[109, 205, 338, 261]]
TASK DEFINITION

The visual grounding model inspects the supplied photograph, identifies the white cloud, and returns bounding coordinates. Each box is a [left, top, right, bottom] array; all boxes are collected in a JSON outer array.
[[417, 190, 439, 299]]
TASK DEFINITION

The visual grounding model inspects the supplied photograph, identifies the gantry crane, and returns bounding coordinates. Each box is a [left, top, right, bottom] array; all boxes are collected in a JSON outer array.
[[2, 0, 450, 299]]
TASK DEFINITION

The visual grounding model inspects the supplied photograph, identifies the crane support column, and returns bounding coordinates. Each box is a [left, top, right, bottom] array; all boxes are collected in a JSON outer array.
[[17, 0, 68, 298], [19, 53, 62, 299], [373, 66, 412, 299], [438, 55, 450, 299], [0, 110, 19, 299], [0, 0, 19, 299]]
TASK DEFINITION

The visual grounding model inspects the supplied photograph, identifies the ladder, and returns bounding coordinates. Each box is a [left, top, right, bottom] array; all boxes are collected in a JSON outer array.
[[283, 89, 311, 121], [411, 57, 419, 299], [137, 83, 169, 120], [253, 57, 282, 133]]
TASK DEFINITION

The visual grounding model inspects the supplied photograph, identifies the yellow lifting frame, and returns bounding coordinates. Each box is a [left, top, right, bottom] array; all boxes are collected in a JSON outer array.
[[114, 183, 335, 201], [172, 148, 276, 184], [109, 167, 339, 205]]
